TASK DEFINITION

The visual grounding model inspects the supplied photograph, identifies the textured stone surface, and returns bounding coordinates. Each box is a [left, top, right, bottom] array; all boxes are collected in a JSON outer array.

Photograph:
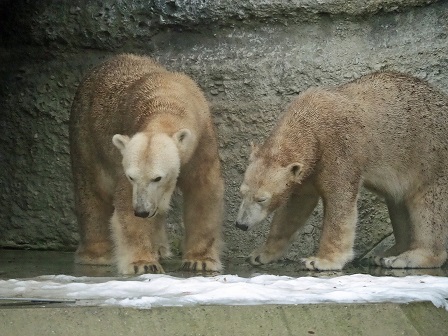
[[0, 0, 447, 266], [2, 303, 447, 336]]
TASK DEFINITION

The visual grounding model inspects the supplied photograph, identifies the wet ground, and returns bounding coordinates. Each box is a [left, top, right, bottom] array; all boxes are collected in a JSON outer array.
[[1, 249, 447, 280], [1, 249, 448, 336]]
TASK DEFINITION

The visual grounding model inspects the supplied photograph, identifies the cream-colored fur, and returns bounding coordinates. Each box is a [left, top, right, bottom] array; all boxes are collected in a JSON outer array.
[[236, 71, 448, 270], [70, 54, 223, 274], [112, 132, 181, 218]]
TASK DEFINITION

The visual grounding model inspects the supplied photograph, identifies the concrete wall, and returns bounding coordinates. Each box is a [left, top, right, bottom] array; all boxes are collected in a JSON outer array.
[[0, 0, 447, 263], [2, 303, 448, 336]]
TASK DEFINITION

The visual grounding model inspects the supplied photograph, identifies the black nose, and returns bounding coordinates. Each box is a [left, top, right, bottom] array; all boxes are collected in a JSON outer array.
[[134, 210, 150, 218], [235, 222, 249, 231]]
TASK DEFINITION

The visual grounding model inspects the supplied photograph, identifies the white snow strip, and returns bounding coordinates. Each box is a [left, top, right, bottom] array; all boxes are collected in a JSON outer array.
[[1, 274, 447, 310]]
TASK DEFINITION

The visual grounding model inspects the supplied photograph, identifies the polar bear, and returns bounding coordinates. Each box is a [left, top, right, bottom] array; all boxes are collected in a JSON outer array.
[[70, 54, 223, 274], [236, 71, 448, 270]]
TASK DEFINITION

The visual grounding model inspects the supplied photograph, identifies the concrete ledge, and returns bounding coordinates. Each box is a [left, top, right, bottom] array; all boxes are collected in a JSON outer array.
[[1, 302, 447, 335]]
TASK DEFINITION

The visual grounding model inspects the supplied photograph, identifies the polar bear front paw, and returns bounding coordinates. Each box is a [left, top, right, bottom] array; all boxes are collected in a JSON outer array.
[[379, 256, 407, 268], [247, 252, 276, 266], [181, 258, 222, 273], [301, 256, 345, 271], [119, 260, 165, 275]]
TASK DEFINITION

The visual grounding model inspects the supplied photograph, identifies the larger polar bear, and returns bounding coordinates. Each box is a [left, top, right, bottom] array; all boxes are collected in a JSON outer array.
[[70, 54, 223, 274], [236, 71, 448, 270]]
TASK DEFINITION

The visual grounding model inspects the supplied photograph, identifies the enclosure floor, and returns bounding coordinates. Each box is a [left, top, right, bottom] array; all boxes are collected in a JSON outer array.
[[1, 249, 448, 279], [1, 249, 448, 336]]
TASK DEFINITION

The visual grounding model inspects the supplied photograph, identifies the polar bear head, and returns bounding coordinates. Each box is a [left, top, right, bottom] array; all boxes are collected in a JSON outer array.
[[112, 129, 192, 218], [235, 143, 304, 231]]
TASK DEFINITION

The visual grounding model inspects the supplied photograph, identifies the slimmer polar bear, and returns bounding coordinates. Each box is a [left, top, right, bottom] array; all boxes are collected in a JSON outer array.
[[70, 54, 223, 274], [236, 71, 448, 270]]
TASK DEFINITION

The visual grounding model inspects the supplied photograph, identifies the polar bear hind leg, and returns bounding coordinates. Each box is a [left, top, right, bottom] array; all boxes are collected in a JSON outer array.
[[380, 182, 448, 268]]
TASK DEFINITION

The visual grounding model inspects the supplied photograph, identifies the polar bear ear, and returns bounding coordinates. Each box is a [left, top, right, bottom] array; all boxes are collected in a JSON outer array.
[[249, 141, 259, 162], [287, 162, 303, 180], [173, 128, 192, 153], [112, 134, 130, 154]]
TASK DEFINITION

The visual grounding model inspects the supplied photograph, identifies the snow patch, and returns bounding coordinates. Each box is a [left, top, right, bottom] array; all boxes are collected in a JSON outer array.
[[1, 274, 447, 310]]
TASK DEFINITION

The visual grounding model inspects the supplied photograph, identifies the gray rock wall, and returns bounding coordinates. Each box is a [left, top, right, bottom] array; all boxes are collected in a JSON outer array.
[[0, 0, 447, 263]]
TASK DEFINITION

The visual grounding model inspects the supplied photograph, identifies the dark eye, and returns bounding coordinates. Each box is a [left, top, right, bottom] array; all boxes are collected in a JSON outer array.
[[127, 175, 135, 182], [152, 176, 162, 182]]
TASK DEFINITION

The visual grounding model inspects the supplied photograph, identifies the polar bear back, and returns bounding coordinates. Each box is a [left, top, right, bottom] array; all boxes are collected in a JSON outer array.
[[69, 54, 210, 179], [266, 71, 448, 198]]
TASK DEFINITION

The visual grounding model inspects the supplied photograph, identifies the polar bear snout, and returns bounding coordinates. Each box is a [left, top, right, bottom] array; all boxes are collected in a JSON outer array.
[[134, 209, 154, 218], [134, 210, 149, 218], [235, 202, 253, 231], [236, 200, 269, 231], [133, 201, 158, 218], [235, 222, 249, 231]]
